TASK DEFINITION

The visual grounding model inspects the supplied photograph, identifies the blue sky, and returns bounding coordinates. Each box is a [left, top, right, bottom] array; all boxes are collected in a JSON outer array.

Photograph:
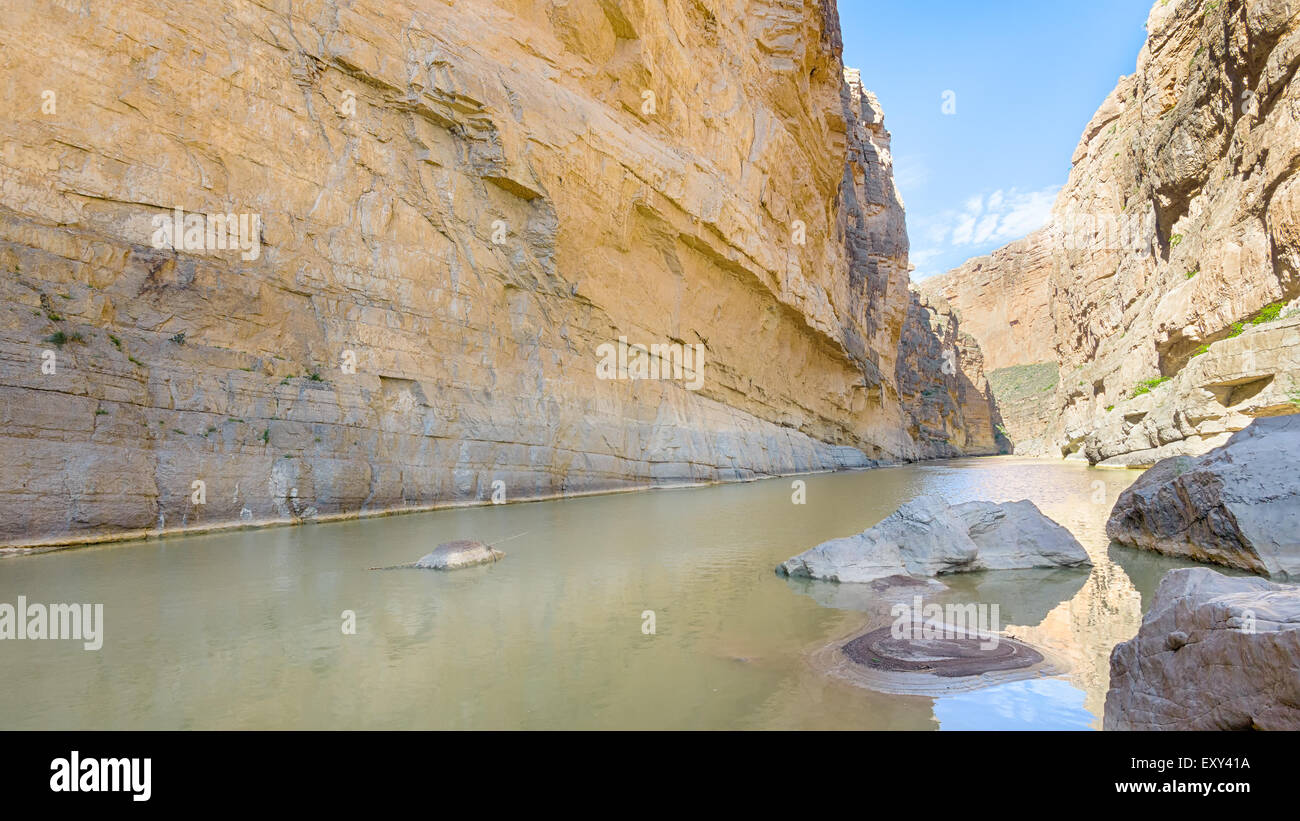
[[840, 0, 1153, 280]]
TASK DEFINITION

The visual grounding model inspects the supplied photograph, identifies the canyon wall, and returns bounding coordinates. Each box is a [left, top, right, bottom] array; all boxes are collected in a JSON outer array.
[[919, 237, 1056, 373], [925, 0, 1300, 464], [895, 289, 1007, 457], [0, 0, 996, 549]]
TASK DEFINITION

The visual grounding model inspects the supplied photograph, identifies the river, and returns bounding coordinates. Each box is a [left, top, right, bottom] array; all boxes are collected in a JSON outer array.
[[0, 457, 1219, 730]]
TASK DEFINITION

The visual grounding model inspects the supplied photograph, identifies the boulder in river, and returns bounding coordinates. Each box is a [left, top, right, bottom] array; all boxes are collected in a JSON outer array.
[[1105, 567, 1300, 730], [776, 494, 1090, 583], [1105, 415, 1300, 580], [414, 540, 505, 570]]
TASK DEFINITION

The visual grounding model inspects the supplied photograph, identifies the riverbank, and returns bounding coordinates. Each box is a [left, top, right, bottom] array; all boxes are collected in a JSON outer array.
[[0, 461, 885, 557]]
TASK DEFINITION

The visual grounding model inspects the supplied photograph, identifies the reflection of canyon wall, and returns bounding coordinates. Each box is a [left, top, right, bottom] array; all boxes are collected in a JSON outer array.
[[921, 0, 1300, 464], [1008, 561, 1144, 730], [0, 0, 998, 548]]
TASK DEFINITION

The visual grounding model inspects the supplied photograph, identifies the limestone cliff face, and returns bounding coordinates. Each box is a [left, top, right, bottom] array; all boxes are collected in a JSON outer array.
[[0, 0, 995, 548], [924, 0, 1300, 465], [894, 290, 1006, 457], [919, 236, 1056, 373]]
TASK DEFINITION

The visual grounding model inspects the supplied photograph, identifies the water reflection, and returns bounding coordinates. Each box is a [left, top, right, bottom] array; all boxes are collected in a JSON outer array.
[[935, 678, 1094, 731], [0, 457, 1226, 730]]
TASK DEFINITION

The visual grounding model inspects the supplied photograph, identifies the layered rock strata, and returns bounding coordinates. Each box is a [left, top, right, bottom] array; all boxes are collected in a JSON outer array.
[[0, 1, 997, 548]]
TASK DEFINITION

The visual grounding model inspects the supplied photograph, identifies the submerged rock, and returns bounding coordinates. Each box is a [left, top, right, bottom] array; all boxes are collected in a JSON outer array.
[[1105, 416, 1300, 580], [776, 495, 1090, 583], [843, 626, 1044, 678], [1105, 567, 1300, 731], [414, 540, 505, 570]]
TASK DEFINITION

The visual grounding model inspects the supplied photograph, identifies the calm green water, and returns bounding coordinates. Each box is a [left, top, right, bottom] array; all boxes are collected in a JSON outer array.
[[0, 457, 1214, 730]]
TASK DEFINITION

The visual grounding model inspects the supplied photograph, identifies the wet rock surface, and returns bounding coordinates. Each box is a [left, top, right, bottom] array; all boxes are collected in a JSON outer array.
[[414, 540, 505, 570], [842, 626, 1044, 677]]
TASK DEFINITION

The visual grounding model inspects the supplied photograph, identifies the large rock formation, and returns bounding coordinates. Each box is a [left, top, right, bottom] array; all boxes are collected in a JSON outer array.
[[919, 237, 1057, 373], [0, 1, 998, 549], [776, 494, 1090, 583], [1105, 567, 1300, 731], [1107, 415, 1300, 579], [921, 0, 1300, 461], [1080, 313, 1300, 466], [894, 289, 1007, 457]]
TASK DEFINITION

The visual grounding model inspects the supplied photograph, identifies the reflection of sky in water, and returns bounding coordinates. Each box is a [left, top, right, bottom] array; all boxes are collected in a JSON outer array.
[[934, 678, 1095, 731]]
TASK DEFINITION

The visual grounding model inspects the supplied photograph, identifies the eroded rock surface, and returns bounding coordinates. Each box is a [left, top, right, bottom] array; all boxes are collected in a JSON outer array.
[[895, 290, 1008, 457], [776, 494, 1090, 583], [919, 0, 1300, 461], [843, 626, 1044, 677], [1106, 416, 1300, 579], [1105, 567, 1300, 730], [0, 1, 998, 548]]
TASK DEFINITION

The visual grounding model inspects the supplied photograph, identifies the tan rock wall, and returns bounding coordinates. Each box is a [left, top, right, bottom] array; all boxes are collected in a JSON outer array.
[[0, 0, 995, 548], [919, 236, 1056, 372]]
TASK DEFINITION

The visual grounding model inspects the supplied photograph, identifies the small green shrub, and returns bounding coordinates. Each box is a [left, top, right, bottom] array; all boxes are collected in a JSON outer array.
[[1170, 234, 1184, 248], [108, 334, 122, 349], [43, 331, 84, 347], [1226, 321, 1245, 338], [1185, 269, 1198, 280], [1250, 301, 1285, 325], [1131, 376, 1172, 397]]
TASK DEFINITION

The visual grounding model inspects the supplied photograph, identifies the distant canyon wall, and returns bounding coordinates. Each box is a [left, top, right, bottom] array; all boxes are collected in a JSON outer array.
[[923, 0, 1300, 464], [0, 0, 996, 548], [919, 237, 1056, 373]]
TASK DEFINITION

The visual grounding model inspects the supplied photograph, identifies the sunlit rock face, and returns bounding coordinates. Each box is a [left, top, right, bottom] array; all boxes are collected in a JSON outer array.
[[919, 237, 1057, 374], [0, 0, 994, 548], [920, 0, 1300, 461]]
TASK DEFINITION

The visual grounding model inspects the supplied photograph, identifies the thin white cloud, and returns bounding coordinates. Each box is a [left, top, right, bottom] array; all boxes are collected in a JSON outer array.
[[910, 247, 944, 267], [924, 185, 1060, 250], [951, 213, 977, 245]]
